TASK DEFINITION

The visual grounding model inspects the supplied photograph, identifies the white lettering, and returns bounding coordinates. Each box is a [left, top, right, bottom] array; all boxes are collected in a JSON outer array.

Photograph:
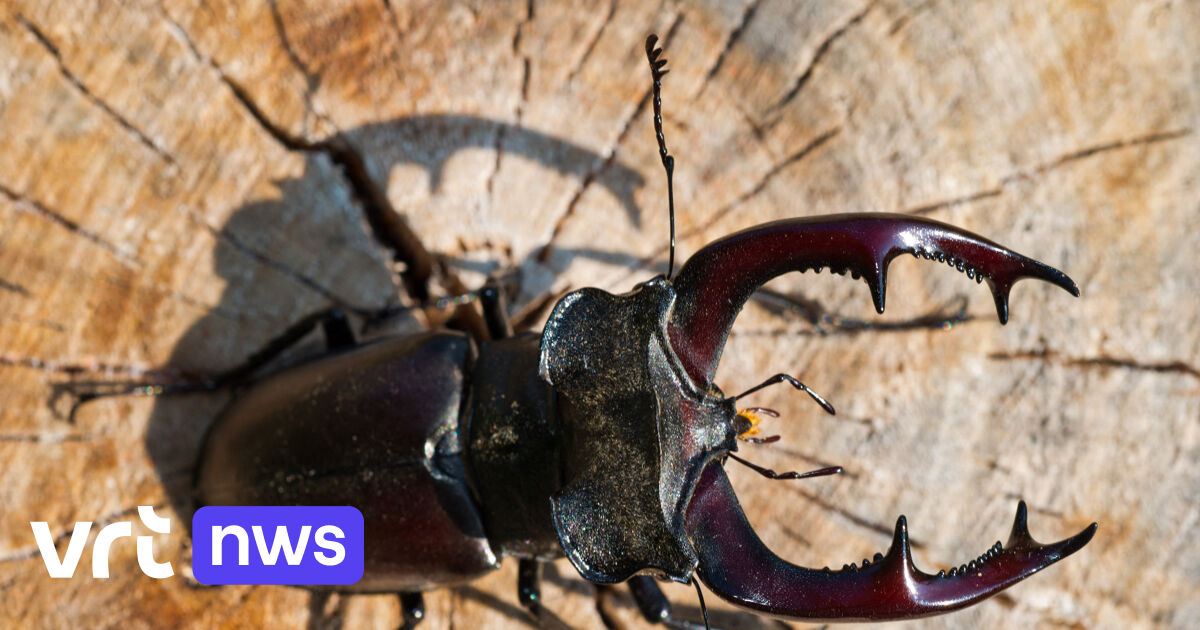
[[136, 506, 173, 578], [252, 525, 310, 566], [33, 507, 176, 579], [314, 525, 346, 566], [91, 521, 132, 578], [211, 525, 249, 566], [30, 521, 91, 578]]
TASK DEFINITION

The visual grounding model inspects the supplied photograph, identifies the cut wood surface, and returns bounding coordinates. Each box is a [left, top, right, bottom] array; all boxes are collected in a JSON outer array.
[[1, 1, 1197, 628]]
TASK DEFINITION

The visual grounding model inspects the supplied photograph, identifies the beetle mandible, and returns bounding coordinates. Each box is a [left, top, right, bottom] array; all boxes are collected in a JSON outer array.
[[191, 34, 1096, 628]]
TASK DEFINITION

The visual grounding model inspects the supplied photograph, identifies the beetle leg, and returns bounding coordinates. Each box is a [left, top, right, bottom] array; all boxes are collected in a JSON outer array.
[[321, 308, 356, 349], [206, 308, 358, 388], [517, 558, 543, 618], [439, 275, 515, 345], [50, 307, 357, 421], [479, 276, 514, 341], [628, 576, 671, 623], [685, 464, 1096, 621], [626, 575, 715, 630], [397, 592, 425, 629], [727, 454, 842, 481], [515, 560, 580, 628], [668, 213, 1079, 387]]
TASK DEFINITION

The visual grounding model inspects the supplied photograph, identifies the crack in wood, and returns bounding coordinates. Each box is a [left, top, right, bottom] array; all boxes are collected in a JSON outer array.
[[683, 125, 841, 238], [693, 0, 763, 99], [1037, 128, 1192, 170], [486, 121, 508, 203], [904, 188, 1002, 216], [888, 0, 935, 37], [487, 3, 536, 205], [736, 103, 773, 152], [0, 352, 185, 379], [537, 93, 650, 264], [0, 183, 140, 266], [162, 10, 436, 301], [0, 278, 32, 297], [537, 14, 685, 264], [904, 128, 1192, 215], [268, 0, 319, 93], [518, 55, 532, 123], [267, 0, 332, 135], [565, 0, 617, 83], [16, 14, 176, 166], [513, 0, 535, 52], [0, 316, 67, 332], [381, 0, 408, 43], [512, 0, 534, 126], [0, 433, 91, 443], [989, 348, 1200, 381], [766, 1, 876, 120], [780, 524, 813, 547], [184, 208, 367, 313]]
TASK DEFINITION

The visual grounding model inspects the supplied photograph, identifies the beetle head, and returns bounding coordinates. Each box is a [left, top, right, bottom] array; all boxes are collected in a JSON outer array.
[[541, 213, 1096, 620]]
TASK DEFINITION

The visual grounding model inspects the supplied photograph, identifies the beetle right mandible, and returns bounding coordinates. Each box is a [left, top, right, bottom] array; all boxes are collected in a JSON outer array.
[[191, 33, 1095, 628]]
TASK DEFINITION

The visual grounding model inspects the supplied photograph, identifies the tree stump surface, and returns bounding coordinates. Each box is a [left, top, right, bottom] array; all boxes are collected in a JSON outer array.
[[1, 1, 1197, 629]]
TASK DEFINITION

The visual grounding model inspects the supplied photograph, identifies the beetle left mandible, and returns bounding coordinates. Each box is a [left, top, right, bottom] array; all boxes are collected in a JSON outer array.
[[187, 33, 1095, 629]]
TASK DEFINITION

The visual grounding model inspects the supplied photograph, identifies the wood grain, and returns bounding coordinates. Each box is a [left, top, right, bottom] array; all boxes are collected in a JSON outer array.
[[1, 1, 1196, 628]]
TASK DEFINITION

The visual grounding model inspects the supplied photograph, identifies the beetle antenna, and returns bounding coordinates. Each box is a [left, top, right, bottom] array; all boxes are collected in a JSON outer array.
[[645, 34, 676, 279], [690, 576, 711, 630], [729, 453, 843, 481], [732, 373, 836, 415]]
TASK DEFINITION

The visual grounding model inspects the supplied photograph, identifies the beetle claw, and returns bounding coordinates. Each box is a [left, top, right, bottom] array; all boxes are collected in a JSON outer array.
[[668, 213, 1080, 387], [685, 465, 1097, 621]]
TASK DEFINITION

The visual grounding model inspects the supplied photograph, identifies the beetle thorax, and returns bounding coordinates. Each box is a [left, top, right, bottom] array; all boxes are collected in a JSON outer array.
[[539, 278, 740, 584]]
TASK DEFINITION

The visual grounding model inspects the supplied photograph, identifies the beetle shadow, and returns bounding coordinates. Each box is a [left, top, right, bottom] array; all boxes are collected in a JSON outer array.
[[350, 115, 647, 228], [133, 113, 651, 524]]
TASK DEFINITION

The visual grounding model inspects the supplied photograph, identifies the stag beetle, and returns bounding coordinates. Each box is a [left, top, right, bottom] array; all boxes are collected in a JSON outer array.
[[189, 35, 1097, 628]]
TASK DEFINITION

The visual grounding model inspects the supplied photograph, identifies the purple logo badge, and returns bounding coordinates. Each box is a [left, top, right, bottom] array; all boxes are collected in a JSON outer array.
[[192, 506, 364, 585]]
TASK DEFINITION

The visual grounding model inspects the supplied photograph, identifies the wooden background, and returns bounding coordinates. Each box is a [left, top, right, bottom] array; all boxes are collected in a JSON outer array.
[[1, 1, 1197, 628]]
